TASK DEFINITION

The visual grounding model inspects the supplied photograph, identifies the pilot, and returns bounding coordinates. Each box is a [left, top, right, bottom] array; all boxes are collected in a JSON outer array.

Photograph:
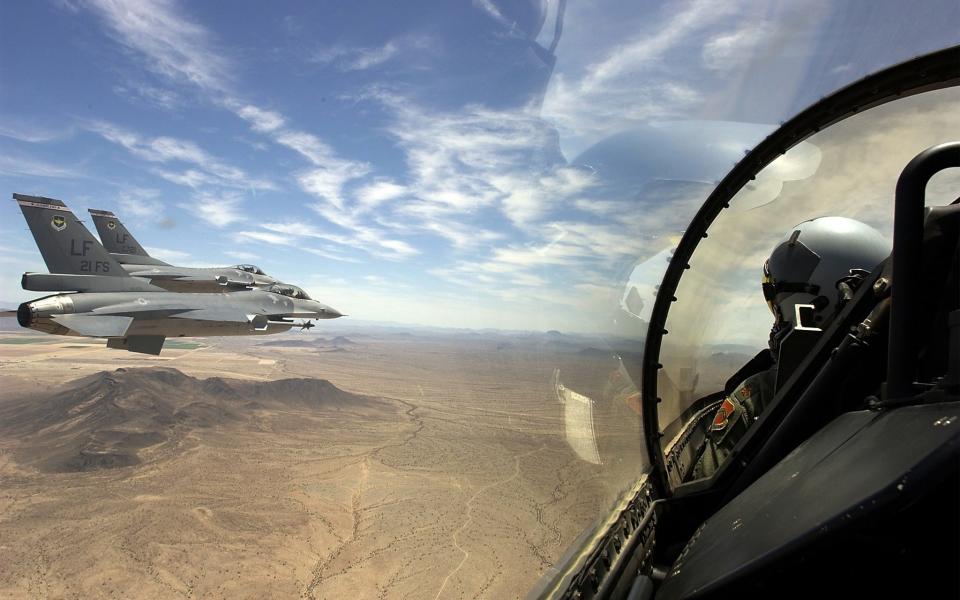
[[693, 216, 890, 478]]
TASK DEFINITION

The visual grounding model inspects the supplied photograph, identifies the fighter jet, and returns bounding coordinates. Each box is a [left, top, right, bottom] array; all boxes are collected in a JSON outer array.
[[78, 206, 278, 292], [8, 193, 342, 354]]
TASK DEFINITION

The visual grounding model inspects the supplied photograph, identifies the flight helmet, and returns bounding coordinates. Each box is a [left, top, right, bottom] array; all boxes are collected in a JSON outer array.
[[762, 216, 890, 351]]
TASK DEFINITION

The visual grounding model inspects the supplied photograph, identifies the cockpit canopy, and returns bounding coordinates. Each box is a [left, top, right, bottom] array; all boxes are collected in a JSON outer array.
[[640, 66, 959, 493], [267, 284, 311, 300], [234, 264, 267, 276]]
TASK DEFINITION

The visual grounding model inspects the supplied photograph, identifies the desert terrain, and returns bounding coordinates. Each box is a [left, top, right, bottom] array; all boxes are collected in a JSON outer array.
[[0, 323, 651, 599]]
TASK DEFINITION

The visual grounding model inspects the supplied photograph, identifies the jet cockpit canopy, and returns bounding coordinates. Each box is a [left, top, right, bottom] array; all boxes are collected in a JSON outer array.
[[234, 264, 268, 276], [267, 284, 311, 300]]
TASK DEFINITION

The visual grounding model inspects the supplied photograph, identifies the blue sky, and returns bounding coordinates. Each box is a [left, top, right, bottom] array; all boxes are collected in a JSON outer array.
[[1, 0, 956, 332]]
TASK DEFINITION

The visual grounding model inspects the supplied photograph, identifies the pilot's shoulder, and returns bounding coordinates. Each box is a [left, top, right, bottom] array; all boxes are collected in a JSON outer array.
[[733, 367, 777, 400]]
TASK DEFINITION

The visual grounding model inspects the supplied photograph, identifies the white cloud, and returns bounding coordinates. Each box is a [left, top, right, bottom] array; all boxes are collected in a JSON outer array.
[[313, 42, 393, 71], [297, 165, 369, 211], [85, 0, 366, 219], [233, 104, 286, 133], [541, 0, 740, 158], [114, 187, 165, 221], [406, 218, 502, 250], [491, 166, 593, 226], [355, 179, 407, 210], [113, 80, 183, 110], [275, 131, 339, 164], [91, 0, 229, 90], [0, 154, 85, 179], [583, 0, 733, 91], [88, 121, 274, 191], [260, 220, 418, 261], [143, 246, 191, 262], [224, 250, 259, 261], [89, 0, 230, 91], [702, 22, 775, 72], [430, 214, 651, 305], [237, 230, 290, 246], [271, 131, 370, 211], [179, 191, 245, 228], [83, 0, 417, 272], [302, 247, 361, 263], [236, 228, 362, 263], [370, 90, 572, 232], [311, 35, 431, 72], [473, 0, 510, 28], [0, 120, 74, 143]]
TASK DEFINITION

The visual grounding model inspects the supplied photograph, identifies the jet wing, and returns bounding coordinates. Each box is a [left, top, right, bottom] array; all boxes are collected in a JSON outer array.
[[50, 314, 133, 337]]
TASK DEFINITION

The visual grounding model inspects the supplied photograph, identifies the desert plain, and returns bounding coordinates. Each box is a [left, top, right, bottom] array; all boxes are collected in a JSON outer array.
[[0, 323, 651, 599]]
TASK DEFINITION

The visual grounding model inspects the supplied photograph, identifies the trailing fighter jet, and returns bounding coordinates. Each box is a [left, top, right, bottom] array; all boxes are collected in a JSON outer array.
[[79, 206, 279, 292], [7, 193, 342, 354]]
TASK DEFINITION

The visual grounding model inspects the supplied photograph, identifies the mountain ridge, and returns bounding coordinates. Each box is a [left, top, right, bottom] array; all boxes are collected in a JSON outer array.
[[0, 367, 382, 473]]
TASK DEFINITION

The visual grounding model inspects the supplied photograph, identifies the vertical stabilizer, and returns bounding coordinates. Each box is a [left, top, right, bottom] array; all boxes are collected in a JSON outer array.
[[88, 208, 170, 266], [88, 210, 143, 252], [14, 193, 128, 277]]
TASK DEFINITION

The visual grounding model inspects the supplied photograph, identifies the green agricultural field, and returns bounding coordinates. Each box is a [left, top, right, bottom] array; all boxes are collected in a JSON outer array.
[[164, 340, 204, 350]]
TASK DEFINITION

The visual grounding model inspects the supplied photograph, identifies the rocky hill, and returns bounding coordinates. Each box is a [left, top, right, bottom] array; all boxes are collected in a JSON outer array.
[[0, 367, 377, 474]]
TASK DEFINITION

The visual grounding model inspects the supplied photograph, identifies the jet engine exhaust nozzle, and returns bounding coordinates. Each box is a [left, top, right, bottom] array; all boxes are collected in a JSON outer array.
[[17, 302, 32, 328]]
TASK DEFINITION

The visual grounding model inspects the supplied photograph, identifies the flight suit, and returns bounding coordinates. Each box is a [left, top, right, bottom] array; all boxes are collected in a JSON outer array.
[[692, 367, 777, 479]]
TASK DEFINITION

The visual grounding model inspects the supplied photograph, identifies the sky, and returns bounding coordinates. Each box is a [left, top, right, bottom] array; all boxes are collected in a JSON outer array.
[[0, 0, 956, 333]]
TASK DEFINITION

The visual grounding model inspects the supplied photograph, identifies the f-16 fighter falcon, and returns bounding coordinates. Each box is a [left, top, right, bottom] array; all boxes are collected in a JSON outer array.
[[7, 193, 342, 354], [81, 206, 279, 292]]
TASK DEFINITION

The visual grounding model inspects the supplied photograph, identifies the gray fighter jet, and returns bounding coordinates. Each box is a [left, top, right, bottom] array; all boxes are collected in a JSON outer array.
[[8, 193, 342, 354], [75, 206, 279, 292]]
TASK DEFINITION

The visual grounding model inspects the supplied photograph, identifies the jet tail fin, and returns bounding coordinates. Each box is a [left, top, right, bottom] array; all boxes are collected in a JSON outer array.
[[88, 208, 170, 266], [14, 194, 129, 277]]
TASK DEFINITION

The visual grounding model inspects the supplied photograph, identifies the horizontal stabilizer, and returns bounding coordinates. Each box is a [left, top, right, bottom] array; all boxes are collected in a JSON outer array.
[[51, 314, 133, 337], [22, 272, 165, 293], [107, 335, 165, 355]]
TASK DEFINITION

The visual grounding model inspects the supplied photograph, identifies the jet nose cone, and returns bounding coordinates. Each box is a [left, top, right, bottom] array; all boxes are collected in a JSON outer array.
[[311, 302, 343, 319]]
